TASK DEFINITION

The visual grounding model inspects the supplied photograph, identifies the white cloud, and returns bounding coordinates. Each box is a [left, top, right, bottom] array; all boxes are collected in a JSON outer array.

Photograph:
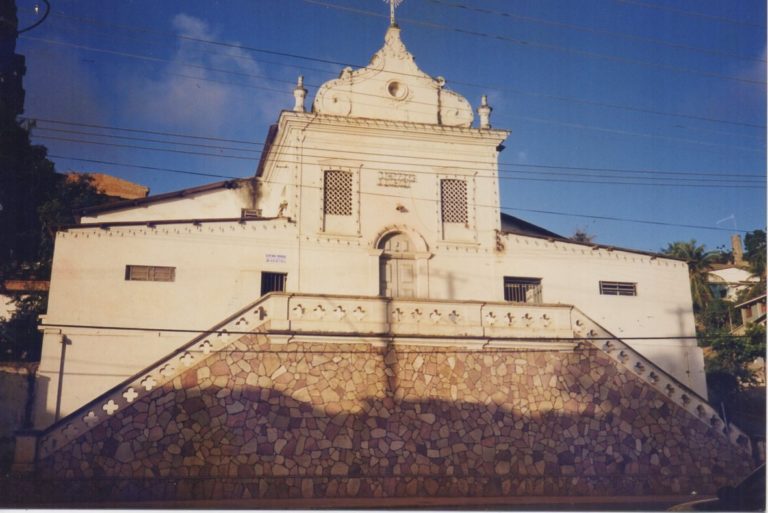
[[121, 14, 287, 133]]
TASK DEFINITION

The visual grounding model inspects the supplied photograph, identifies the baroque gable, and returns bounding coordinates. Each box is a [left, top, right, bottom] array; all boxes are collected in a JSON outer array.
[[313, 26, 473, 127]]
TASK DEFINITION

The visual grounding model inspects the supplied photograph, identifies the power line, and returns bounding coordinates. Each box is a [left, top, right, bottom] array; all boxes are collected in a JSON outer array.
[[21, 37, 476, 119], [36, 321, 756, 340], [505, 207, 764, 233], [425, 0, 766, 64], [19, 35, 765, 153], [41, 11, 767, 129], [48, 154, 764, 234], [51, 155, 765, 193], [49, 155, 236, 180], [38, 135, 765, 188], [25, 43, 766, 146], [614, 0, 767, 29], [33, 117, 766, 179], [37, 127, 765, 187], [302, 0, 766, 86], [508, 114, 763, 153]]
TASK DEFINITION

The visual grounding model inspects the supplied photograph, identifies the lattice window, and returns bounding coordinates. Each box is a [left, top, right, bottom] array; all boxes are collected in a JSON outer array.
[[599, 281, 637, 296], [440, 179, 468, 224], [324, 170, 353, 216], [125, 265, 175, 282]]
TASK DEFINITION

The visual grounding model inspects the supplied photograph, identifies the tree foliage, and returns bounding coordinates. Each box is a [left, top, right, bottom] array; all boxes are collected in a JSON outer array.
[[0, 104, 108, 360], [705, 324, 766, 400], [661, 240, 717, 317], [744, 229, 766, 278], [571, 228, 595, 243]]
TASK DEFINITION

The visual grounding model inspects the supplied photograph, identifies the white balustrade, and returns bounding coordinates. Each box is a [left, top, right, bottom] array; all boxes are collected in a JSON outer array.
[[569, 309, 751, 451]]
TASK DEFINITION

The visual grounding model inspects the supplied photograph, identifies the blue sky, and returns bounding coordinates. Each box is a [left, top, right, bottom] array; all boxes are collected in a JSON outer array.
[[15, 0, 766, 253]]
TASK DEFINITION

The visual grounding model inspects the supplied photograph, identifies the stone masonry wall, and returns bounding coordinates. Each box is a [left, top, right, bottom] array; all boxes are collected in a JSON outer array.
[[31, 336, 752, 503]]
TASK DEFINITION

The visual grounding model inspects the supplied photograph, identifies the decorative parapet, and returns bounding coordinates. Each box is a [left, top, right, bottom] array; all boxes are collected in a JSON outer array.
[[266, 294, 574, 341], [569, 308, 751, 452]]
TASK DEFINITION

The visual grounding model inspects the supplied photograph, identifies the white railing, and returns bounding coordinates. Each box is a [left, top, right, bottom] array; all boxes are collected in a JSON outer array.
[[569, 308, 751, 451], [266, 294, 574, 339], [34, 293, 749, 461], [36, 294, 275, 459]]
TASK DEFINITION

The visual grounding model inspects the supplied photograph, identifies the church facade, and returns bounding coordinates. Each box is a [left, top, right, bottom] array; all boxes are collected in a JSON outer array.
[[12, 19, 753, 505]]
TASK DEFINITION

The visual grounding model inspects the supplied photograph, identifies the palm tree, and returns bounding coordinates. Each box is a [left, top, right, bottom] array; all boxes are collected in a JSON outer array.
[[662, 240, 718, 317]]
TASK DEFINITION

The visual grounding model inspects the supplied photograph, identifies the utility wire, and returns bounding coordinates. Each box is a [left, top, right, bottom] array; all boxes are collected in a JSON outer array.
[[38, 135, 765, 188], [40, 11, 767, 129], [37, 127, 766, 186], [425, 0, 766, 63], [21, 37, 478, 119], [25, 43, 766, 145], [49, 154, 763, 233], [17, 40, 763, 153], [33, 118, 766, 179], [614, 0, 767, 29], [302, 0, 766, 86], [34, 120, 767, 182], [506, 207, 766, 233], [51, 155, 766, 193], [35, 321, 759, 340], [49, 155, 236, 180]]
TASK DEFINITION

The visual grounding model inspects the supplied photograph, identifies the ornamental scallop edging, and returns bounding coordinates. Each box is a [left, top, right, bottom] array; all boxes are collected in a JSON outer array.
[[569, 308, 751, 451], [35, 293, 750, 461], [37, 293, 277, 459]]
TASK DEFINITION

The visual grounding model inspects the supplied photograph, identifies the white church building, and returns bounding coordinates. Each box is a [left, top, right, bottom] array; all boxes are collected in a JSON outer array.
[[13, 12, 755, 504], [33, 21, 707, 429]]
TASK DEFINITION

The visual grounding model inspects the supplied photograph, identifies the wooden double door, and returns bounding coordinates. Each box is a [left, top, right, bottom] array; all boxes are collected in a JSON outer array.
[[379, 232, 416, 298]]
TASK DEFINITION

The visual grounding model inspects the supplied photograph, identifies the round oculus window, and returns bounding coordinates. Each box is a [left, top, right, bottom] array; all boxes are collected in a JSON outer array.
[[387, 81, 408, 100]]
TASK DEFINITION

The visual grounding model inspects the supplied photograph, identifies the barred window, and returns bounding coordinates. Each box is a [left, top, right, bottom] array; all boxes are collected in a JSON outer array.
[[440, 179, 468, 224], [324, 170, 353, 216], [504, 277, 542, 303], [261, 272, 287, 295], [599, 281, 637, 296], [125, 265, 175, 282]]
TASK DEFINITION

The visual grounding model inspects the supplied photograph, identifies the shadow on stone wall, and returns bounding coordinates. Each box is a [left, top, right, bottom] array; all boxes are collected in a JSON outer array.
[[4, 341, 755, 505], [0, 364, 37, 473]]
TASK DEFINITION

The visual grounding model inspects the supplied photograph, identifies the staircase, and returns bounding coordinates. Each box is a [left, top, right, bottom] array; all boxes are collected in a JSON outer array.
[[20, 293, 750, 468]]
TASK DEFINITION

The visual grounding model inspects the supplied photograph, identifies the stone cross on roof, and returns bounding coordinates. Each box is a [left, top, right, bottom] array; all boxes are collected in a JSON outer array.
[[385, 0, 405, 26]]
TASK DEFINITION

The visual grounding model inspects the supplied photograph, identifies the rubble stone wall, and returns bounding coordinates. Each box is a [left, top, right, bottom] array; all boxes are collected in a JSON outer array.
[[34, 336, 751, 503]]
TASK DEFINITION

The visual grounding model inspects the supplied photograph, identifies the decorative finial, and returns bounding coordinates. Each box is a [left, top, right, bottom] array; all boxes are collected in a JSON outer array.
[[478, 95, 492, 129], [293, 75, 307, 112], [383, 0, 405, 27]]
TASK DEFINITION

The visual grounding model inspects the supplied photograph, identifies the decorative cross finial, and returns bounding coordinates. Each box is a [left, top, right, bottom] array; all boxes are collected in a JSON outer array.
[[384, 0, 405, 26]]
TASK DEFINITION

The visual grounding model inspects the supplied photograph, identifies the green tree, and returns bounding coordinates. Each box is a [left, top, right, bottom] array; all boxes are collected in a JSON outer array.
[[0, 119, 58, 276], [571, 228, 596, 243], [700, 298, 737, 333], [734, 230, 767, 304], [661, 240, 718, 318], [744, 229, 766, 278], [705, 324, 766, 399]]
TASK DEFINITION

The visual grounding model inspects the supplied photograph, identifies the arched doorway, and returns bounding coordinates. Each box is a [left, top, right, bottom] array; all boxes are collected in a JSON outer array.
[[379, 232, 415, 298]]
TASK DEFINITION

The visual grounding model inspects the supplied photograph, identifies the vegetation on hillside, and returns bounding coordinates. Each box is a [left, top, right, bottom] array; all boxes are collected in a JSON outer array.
[[0, 116, 106, 361], [663, 232, 766, 437]]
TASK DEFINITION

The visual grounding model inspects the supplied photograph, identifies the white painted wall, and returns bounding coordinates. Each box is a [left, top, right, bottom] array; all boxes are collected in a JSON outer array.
[[33, 20, 705, 428], [36, 214, 702, 427], [81, 186, 257, 224], [35, 219, 297, 427]]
